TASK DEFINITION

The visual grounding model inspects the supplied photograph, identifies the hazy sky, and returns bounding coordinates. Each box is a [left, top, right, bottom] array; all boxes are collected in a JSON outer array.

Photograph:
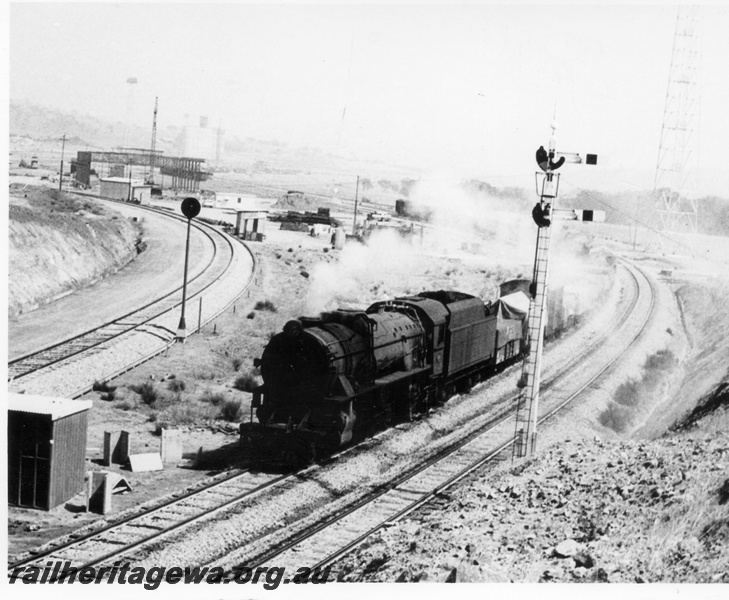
[[8, 2, 729, 194]]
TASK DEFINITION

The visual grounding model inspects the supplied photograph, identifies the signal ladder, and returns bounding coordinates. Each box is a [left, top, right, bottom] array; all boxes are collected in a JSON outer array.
[[512, 182, 555, 460]]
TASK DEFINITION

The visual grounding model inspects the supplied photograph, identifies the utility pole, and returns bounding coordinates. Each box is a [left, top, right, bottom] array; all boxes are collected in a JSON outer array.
[[352, 175, 360, 234], [58, 134, 66, 192], [512, 122, 600, 460], [148, 96, 158, 184], [128, 158, 133, 202]]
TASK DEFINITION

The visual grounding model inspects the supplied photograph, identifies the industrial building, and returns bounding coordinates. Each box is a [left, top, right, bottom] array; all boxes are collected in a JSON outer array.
[[215, 193, 260, 210], [99, 177, 152, 204], [8, 393, 93, 510], [175, 116, 224, 163], [75, 150, 209, 193]]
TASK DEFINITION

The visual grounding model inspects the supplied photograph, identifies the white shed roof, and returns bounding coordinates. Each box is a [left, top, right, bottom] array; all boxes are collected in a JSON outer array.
[[8, 393, 92, 420], [100, 177, 150, 188]]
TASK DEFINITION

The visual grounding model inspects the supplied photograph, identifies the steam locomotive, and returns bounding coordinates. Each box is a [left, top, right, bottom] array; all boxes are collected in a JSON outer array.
[[241, 284, 529, 465]]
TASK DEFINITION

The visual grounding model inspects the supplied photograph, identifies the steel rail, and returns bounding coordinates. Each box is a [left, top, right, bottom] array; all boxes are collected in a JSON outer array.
[[7, 469, 290, 580], [8, 444, 349, 579]]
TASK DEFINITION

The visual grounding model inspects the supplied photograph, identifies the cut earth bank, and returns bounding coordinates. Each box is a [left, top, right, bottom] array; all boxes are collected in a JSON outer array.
[[8, 185, 143, 318]]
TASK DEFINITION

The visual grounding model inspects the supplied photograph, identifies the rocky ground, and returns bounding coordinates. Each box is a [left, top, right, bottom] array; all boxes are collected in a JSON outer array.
[[335, 410, 729, 583], [333, 268, 729, 583]]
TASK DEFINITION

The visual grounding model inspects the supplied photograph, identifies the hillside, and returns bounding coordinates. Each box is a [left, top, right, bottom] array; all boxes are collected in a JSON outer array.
[[8, 185, 143, 317]]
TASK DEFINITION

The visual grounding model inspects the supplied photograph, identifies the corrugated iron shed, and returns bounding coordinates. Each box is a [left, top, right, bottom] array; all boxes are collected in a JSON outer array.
[[8, 393, 92, 419], [8, 393, 92, 510]]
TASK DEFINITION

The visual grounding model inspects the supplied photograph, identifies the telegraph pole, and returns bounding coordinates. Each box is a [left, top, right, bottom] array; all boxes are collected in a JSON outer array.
[[128, 158, 133, 202], [352, 175, 360, 233], [148, 97, 158, 184], [512, 122, 599, 459], [58, 134, 66, 192]]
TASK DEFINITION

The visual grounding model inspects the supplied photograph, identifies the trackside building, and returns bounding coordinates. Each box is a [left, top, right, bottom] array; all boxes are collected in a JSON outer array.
[[8, 393, 92, 510]]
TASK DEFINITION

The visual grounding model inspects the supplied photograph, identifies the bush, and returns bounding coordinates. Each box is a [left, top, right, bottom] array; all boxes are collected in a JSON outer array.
[[167, 379, 186, 393], [231, 357, 244, 371], [201, 389, 227, 406], [114, 398, 136, 411], [93, 380, 117, 393], [614, 378, 640, 407], [598, 402, 631, 433], [101, 390, 117, 402], [130, 381, 161, 406], [254, 300, 277, 312], [234, 371, 261, 392], [194, 370, 216, 380], [247, 312, 256, 319], [645, 349, 676, 371], [155, 402, 217, 429], [220, 398, 243, 422]]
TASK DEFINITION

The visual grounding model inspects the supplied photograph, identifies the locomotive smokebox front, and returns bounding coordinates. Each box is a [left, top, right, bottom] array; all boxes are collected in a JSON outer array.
[[260, 318, 369, 402], [261, 321, 331, 399]]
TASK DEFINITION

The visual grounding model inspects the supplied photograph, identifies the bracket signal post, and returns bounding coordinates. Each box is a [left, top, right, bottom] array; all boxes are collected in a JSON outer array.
[[512, 123, 598, 460]]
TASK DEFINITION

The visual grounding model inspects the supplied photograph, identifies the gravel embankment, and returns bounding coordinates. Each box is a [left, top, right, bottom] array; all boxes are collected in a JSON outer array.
[[334, 429, 729, 583]]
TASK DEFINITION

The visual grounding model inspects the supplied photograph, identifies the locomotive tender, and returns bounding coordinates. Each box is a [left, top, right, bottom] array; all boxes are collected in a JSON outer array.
[[241, 286, 529, 464]]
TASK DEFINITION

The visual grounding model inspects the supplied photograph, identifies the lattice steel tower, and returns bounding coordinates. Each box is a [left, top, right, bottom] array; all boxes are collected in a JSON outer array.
[[654, 6, 700, 234]]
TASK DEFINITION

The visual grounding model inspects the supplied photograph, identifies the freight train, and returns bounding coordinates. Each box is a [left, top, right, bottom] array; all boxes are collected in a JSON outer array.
[[241, 286, 529, 465]]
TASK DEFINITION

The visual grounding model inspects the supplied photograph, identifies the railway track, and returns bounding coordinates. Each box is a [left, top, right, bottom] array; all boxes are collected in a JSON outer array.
[[8, 206, 229, 380], [8, 258, 654, 582], [236, 258, 655, 575], [7, 443, 359, 580], [8, 202, 256, 398], [7, 469, 290, 581]]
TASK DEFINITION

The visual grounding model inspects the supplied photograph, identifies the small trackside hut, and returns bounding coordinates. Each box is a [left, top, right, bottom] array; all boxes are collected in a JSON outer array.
[[8, 393, 92, 510]]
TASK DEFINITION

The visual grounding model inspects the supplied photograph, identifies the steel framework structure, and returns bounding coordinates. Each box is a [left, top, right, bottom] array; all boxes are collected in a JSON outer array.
[[654, 6, 700, 234], [75, 150, 209, 192]]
